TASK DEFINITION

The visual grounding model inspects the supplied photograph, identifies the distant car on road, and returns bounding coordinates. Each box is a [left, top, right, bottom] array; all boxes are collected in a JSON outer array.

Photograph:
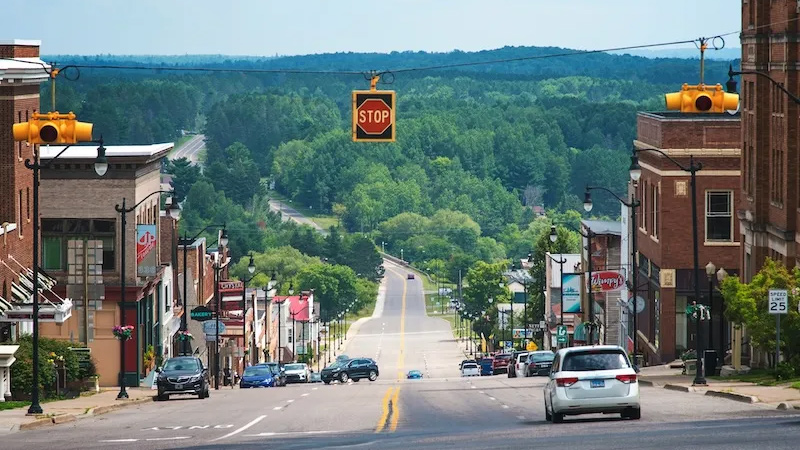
[[507, 351, 529, 378], [260, 362, 287, 387], [283, 363, 311, 383], [544, 345, 641, 423], [407, 273, 415, 280], [406, 370, 423, 379], [239, 365, 276, 388], [526, 351, 556, 376], [492, 353, 511, 374], [460, 362, 481, 377], [479, 357, 494, 376], [310, 372, 322, 383], [155, 356, 209, 401], [321, 358, 380, 384]]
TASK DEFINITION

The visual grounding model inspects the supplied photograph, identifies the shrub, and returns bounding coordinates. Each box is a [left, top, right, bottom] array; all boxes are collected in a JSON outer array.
[[680, 349, 697, 361], [8, 335, 84, 400], [775, 361, 797, 381]]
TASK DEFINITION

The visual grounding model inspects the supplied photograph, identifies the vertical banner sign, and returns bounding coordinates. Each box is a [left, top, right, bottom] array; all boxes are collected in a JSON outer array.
[[561, 273, 582, 313], [136, 224, 158, 277], [352, 90, 396, 142]]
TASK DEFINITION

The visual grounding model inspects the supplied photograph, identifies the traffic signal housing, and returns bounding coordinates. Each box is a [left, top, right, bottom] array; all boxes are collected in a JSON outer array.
[[12, 111, 93, 144], [665, 83, 739, 113]]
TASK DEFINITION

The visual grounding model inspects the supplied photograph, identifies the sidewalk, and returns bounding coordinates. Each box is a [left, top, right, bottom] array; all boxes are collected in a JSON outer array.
[[639, 364, 800, 410], [0, 387, 154, 433]]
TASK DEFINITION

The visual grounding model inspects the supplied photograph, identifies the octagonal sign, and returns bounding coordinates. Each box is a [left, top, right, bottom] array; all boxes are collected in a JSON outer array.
[[352, 90, 396, 142]]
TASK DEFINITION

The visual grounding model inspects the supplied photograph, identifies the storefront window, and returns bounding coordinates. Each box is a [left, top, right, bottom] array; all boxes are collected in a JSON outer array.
[[676, 295, 688, 354]]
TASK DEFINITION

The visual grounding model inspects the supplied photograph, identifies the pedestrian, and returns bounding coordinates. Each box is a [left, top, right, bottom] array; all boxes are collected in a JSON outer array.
[[223, 367, 231, 386]]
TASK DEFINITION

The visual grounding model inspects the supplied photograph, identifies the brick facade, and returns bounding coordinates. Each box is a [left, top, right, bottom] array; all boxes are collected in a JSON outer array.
[[739, 0, 800, 278], [633, 112, 741, 364]]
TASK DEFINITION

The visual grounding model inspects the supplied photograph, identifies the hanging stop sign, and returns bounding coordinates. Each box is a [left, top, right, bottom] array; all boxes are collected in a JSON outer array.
[[352, 90, 396, 142]]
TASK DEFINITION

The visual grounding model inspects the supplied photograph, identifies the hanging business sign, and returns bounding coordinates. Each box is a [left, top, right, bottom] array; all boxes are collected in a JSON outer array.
[[591, 271, 625, 292], [190, 306, 214, 322], [561, 273, 582, 313], [136, 224, 158, 277]]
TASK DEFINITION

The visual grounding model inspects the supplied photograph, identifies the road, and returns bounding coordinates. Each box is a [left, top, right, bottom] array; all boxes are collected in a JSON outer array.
[[268, 199, 328, 235], [4, 261, 800, 449], [169, 134, 205, 164]]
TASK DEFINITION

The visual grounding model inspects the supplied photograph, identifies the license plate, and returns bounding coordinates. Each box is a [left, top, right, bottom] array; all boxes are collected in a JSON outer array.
[[590, 379, 604, 388], [175, 384, 184, 390]]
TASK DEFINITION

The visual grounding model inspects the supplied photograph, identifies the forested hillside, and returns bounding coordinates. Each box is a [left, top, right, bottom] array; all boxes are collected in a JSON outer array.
[[41, 46, 739, 276]]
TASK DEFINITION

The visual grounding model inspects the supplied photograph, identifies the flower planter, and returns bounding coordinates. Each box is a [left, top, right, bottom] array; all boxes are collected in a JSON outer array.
[[683, 359, 697, 375]]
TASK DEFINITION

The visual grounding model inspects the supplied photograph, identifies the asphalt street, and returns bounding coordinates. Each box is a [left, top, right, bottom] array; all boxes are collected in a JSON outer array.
[[4, 262, 800, 449], [169, 134, 205, 164]]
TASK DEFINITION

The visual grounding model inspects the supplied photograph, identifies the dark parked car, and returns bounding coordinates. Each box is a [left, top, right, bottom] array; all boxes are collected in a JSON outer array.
[[156, 356, 209, 400], [320, 358, 380, 384], [526, 350, 556, 376], [407, 273, 415, 279], [260, 362, 287, 386], [479, 357, 494, 376], [239, 365, 276, 388], [492, 353, 511, 374]]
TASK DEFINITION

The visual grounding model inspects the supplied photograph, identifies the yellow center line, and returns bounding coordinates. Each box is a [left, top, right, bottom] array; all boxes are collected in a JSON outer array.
[[389, 386, 401, 432], [375, 387, 394, 433]]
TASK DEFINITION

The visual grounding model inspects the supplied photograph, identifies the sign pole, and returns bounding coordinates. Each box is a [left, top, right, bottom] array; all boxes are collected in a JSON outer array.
[[776, 314, 781, 368]]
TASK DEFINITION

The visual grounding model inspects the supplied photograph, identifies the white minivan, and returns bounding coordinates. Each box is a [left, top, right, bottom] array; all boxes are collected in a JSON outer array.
[[543, 345, 640, 423]]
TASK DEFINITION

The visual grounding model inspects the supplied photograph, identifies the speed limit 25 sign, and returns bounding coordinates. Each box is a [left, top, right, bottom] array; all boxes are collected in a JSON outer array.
[[769, 289, 788, 314]]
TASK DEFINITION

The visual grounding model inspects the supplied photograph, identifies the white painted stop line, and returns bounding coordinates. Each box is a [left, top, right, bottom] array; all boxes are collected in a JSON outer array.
[[212, 415, 266, 441]]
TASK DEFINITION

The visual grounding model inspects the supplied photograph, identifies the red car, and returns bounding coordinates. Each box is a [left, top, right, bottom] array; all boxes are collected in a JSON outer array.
[[492, 353, 511, 374]]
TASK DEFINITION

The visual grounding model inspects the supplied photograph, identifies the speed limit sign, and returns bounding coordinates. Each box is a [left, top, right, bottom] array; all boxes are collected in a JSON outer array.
[[769, 289, 788, 314]]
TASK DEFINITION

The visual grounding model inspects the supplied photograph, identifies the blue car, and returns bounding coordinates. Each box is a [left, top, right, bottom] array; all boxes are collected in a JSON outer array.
[[479, 358, 494, 376], [406, 370, 423, 379], [239, 365, 275, 388]]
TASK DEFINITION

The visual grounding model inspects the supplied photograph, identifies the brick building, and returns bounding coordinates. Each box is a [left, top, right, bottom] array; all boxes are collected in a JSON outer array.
[[738, 0, 800, 277], [0, 40, 59, 340], [633, 111, 740, 364]]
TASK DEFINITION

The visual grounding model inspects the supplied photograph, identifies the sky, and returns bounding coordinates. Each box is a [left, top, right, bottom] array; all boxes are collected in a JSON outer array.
[[5, 0, 742, 56]]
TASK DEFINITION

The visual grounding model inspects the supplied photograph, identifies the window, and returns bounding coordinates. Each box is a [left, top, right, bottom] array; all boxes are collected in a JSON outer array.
[[41, 219, 116, 271], [18, 190, 23, 234], [639, 181, 647, 232], [651, 183, 659, 239], [706, 191, 733, 242]]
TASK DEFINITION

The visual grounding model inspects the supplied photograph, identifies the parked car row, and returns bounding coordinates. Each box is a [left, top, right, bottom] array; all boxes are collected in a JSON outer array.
[[458, 351, 555, 378]]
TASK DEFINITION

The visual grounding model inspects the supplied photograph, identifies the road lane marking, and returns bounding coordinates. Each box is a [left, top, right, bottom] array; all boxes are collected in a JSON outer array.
[[389, 387, 401, 432], [396, 277, 407, 381], [312, 387, 318, 390], [212, 415, 267, 441], [489, 397, 496, 401], [146, 437, 191, 441], [246, 431, 339, 437], [301, 393, 309, 397], [100, 439, 138, 442], [287, 399, 295, 403], [273, 406, 283, 410], [502, 405, 510, 409], [375, 387, 395, 433]]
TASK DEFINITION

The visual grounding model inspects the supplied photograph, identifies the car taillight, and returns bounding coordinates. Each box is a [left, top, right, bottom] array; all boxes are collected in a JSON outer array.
[[615, 374, 637, 384], [556, 377, 578, 387]]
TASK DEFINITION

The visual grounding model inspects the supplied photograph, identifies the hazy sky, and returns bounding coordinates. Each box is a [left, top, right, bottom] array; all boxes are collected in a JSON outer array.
[[5, 0, 741, 56]]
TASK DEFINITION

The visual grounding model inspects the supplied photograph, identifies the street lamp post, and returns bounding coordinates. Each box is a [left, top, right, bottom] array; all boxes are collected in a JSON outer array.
[[631, 148, 705, 384], [260, 273, 277, 365], [705, 261, 716, 360], [114, 190, 180, 400], [212, 238, 229, 391], [179, 224, 227, 356], [584, 185, 642, 355], [24, 141, 107, 414], [240, 254, 263, 369], [728, 65, 800, 105]]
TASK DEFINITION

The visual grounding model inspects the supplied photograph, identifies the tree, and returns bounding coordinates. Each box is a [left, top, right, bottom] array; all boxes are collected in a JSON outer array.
[[720, 259, 800, 367], [463, 261, 511, 316], [164, 158, 201, 202], [294, 264, 359, 322], [340, 234, 383, 282]]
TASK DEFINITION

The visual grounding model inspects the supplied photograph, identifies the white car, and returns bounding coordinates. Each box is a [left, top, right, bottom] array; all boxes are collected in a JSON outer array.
[[282, 363, 310, 383], [543, 345, 640, 423], [460, 362, 481, 377]]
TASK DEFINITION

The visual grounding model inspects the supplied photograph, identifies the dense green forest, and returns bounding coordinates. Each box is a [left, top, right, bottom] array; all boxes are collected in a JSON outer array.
[[40, 46, 740, 316]]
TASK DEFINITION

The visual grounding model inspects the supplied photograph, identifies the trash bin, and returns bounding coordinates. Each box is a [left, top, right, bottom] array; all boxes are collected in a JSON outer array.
[[704, 350, 718, 377]]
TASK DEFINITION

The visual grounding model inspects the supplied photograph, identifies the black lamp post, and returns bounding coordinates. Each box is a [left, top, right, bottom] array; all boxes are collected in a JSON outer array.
[[211, 234, 229, 390], [114, 190, 180, 400], [584, 185, 642, 355], [25, 140, 107, 414], [259, 273, 277, 366], [240, 254, 263, 368], [632, 148, 705, 384], [178, 224, 227, 356]]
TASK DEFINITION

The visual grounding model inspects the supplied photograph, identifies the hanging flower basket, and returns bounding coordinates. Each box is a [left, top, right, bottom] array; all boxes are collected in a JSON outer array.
[[176, 330, 194, 341], [113, 325, 135, 341]]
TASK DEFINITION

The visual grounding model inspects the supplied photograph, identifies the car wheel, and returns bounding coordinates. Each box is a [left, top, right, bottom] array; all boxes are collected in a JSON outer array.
[[352, 378, 360, 382], [544, 400, 552, 422], [552, 412, 564, 424], [158, 393, 169, 401], [624, 408, 641, 420], [339, 372, 349, 383], [324, 380, 331, 385], [368, 370, 378, 381]]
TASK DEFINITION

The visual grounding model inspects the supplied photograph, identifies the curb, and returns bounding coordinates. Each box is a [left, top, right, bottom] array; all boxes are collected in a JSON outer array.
[[18, 416, 62, 431], [705, 390, 758, 403], [88, 396, 154, 416], [664, 383, 696, 393], [18, 396, 155, 431], [777, 402, 800, 410], [639, 379, 659, 387]]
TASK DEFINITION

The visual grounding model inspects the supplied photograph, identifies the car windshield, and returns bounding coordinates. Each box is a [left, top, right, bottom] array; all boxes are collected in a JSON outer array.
[[518, 354, 528, 363], [531, 352, 555, 362], [495, 354, 510, 360], [562, 350, 629, 371], [284, 364, 305, 371], [163, 359, 199, 371], [326, 362, 343, 369], [463, 363, 478, 369], [243, 367, 272, 377]]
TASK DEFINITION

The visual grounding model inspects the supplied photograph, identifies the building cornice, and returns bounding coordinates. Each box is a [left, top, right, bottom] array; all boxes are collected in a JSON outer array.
[[634, 140, 741, 157]]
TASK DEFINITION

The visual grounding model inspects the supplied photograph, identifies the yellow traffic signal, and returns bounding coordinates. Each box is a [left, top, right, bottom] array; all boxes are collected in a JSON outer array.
[[665, 83, 739, 113], [12, 111, 93, 144]]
